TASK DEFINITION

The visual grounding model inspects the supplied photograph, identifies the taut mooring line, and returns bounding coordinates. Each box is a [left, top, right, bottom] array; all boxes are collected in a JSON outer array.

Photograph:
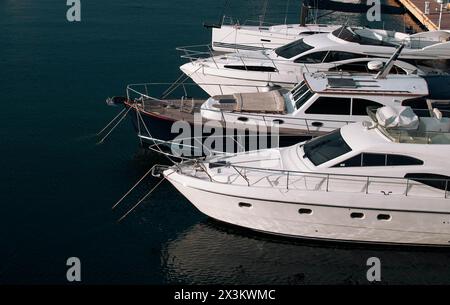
[[112, 165, 156, 210], [97, 106, 133, 144], [117, 176, 167, 223], [97, 107, 127, 136]]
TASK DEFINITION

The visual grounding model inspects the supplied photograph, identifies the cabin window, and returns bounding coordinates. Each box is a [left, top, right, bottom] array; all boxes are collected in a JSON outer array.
[[387, 155, 423, 166], [329, 62, 370, 73], [274, 39, 314, 59], [362, 153, 386, 167], [402, 97, 429, 110], [329, 63, 406, 75], [303, 130, 352, 166], [224, 65, 277, 72], [333, 154, 363, 168], [352, 99, 383, 116], [294, 51, 328, 64], [334, 153, 423, 168], [291, 83, 314, 110], [325, 51, 367, 62], [305, 97, 351, 115], [294, 51, 367, 64], [404, 173, 450, 191]]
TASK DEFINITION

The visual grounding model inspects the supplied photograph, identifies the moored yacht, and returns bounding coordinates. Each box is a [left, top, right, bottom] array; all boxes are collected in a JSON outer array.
[[162, 106, 450, 246], [182, 26, 450, 96], [209, 0, 407, 52], [119, 70, 450, 148]]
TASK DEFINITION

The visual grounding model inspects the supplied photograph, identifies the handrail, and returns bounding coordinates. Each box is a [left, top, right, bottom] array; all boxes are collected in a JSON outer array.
[[148, 139, 450, 199], [175, 44, 421, 77]]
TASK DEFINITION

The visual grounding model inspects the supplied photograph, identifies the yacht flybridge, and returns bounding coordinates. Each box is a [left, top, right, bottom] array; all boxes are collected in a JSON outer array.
[[181, 26, 450, 96], [160, 106, 450, 246]]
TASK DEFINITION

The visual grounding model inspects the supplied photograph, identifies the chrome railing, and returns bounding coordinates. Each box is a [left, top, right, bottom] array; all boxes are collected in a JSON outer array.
[[164, 151, 450, 200], [126, 82, 293, 103]]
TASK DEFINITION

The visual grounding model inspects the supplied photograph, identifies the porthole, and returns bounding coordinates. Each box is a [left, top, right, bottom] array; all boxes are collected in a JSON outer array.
[[351, 212, 364, 219], [377, 214, 391, 221], [272, 119, 284, 125], [298, 208, 313, 215], [237, 117, 249, 122], [238, 202, 252, 208]]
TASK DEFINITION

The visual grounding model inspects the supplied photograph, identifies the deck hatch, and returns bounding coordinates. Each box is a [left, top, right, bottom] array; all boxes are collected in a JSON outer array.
[[328, 78, 357, 88]]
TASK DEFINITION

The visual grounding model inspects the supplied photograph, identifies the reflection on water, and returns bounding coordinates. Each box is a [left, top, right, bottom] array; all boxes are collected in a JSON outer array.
[[162, 220, 450, 284]]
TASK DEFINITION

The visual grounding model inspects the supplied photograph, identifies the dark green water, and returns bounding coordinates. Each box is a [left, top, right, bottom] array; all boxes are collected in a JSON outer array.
[[2, 0, 450, 284]]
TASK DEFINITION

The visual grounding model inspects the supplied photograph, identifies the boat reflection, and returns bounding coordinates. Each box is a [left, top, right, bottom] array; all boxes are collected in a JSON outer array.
[[162, 219, 450, 284]]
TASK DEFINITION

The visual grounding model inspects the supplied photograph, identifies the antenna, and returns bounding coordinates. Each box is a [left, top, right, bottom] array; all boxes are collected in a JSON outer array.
[[375, 44, 405, 80]]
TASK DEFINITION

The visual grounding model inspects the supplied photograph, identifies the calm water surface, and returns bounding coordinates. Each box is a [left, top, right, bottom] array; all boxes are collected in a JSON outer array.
[[1, 0, 448, 284]]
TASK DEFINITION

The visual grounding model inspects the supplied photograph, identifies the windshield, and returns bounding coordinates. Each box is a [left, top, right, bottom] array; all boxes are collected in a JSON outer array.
[[275, 39, 314, 59], [303, 130, 352, 166]]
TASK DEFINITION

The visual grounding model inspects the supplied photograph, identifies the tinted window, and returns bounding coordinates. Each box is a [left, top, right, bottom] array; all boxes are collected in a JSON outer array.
[[291, 83, 314, 110], [333, 154, 362, 168], [326, 51, 366, 62], [362, 153, 386, 167], [303, 130, 352, 166], [305, 97, 351, 115], [405, 173, 450, 191], [330, 62, 369, 73], [352, 99, 383, 116], [387, 155, 423, 166], [402, 97, 428, 109], [275, 39, 314, 59], [224, 65, 277, 72], [334, 153, 424, 168], [294, 52, 328, 63]]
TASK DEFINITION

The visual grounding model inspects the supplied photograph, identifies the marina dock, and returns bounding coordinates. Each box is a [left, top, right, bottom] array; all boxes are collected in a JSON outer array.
[[398, 0, 450, 30]]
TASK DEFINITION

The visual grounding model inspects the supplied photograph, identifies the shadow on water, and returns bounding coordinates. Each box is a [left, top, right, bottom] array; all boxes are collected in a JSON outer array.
[[161, 219, 450, 285]]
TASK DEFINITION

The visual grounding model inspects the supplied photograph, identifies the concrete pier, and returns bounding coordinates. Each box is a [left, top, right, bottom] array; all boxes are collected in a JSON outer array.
[[398, 0, 450, 30]]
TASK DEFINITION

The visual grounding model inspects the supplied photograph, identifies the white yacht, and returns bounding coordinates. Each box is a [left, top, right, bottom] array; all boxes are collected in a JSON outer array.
[[162, 106, 450, 246], [182, 27, 450, 96], [212, 23, 339, 52], [210, 1, 406, 52]]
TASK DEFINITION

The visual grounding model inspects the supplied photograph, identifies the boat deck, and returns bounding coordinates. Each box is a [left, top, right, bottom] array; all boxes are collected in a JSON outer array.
[[127, 99, 316, 138], [137, 98, 205, 123]]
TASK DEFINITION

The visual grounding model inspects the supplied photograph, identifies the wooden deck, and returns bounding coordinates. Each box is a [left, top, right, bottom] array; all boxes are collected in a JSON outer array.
[[398, 0, 450, 30], [139, 98, 205, 123]]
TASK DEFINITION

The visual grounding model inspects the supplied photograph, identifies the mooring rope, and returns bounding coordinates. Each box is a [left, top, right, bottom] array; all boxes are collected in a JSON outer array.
[[112, 165, 157, 210], [97, 107, 127, 136], [97, 105, 133, 144], [117, 173, 173, 223]]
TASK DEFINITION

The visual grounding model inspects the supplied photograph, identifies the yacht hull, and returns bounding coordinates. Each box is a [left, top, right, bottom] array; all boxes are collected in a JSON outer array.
[[166, 170, 450, 247], [180, 63, 298, 96], [125, 102, 308, 149]]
